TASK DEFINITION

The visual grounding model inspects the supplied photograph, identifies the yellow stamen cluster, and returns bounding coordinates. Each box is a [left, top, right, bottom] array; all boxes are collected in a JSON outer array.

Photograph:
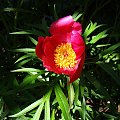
[[54, 43, 77, 69]]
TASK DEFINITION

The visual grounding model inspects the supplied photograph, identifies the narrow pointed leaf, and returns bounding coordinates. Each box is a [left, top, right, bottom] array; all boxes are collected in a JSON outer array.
[[11, 68, 43, 73], [53, 4, 58, 20], [50, 109, 55, 120], [9, 98, 43, 117], [90, 30, 108, 44], [17, 58, 31, 66], [10, 31, 33, 35], [99, 42, 120, 58], [32, 103, 44, 120], [67, 83, 74, 108], [45, 97, 50, 120], [74, 13, 82, 21], [73, 81, 79, 105], [15, 55, 30, 63], [54, 83, 72, 120], [81, 97, 86, 120], [28, 36, 38, 45], [12, 48, 35, 53], [84, 22, 103, 37]]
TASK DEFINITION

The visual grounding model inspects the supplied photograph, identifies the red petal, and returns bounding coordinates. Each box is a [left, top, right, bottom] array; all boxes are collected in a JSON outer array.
[[35, 36, 45, 59], [43, 34, 71, 59], [69, 52, 85, 83], [71, 22, 82, 34], [41, 34, 72, 74], [49, 15, 74, 35], [42, 55, 63, 74], [70, 32, 85, 59]]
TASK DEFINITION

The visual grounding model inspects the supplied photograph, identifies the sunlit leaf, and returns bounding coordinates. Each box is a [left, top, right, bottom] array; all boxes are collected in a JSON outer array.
[[90, 30, 108, 44], [45, 95, 50, 120], [54, 83, 72, 120], [15, 55, 31, 64], [10, 31, 32, 35], [96, 44, 111, 48], [99, 42, 120, 58], [28, 36, 38, 45], [72, 11, 82, 21], [9, 89, 52, 118], [12, 48, 35, 53], [32, 103, 44, 120], [83, 21, 103, 37], [9, 98, 43, 117], [10, 29, 44, 36], [17, 58, 31, 67], [67, 83, 74, 108], [11, 68, 44, 73], [20, 74, 39, 86], [73, 81, 79, 105], [50, 109, 55, 120]]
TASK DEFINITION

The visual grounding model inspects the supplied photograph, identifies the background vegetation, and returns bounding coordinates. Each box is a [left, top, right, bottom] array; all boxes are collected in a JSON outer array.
[[0, 0, 120, 120]]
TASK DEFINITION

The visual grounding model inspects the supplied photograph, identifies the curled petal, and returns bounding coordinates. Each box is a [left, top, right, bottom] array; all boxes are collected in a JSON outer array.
[[71, 32, 85, 59], [49, 15, 74, 35], [71, 22, 82, 34]]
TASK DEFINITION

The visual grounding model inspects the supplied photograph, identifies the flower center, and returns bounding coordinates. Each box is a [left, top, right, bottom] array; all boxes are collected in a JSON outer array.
[[54, 43, 77, 69]]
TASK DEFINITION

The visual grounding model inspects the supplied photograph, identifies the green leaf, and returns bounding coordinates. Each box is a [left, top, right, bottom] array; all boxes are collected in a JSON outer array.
[[50, 109, 55, 120], [96, 44, 111, 48], [11, 68, 44, 73], [10, 31, 33, 35], [45, 95, 50, 120], [28, 36, 38, 45], [10, 29, 44, 36], [9, 98, 43, 117], [9, 89, 52, 118], [53, 4, 58, 20], [83, 22, 103, 37], [33, 89, 52, 120], [74, 14, 82, 21], [67, 83, 74, 108], [17, 58, 31, 67], [81, 97, 86, 120], [32, 103, 44, 120], [73, 81, 79, 106], [90, 30, 108, 44], [20, 74, 39, 86], [99, 42, 120, 58], [12, 48, 35, 53], [103, 113, 117, 119], [72, 11, 79, 19], [72, 12, 82, 21], [80, 85, 84, 98], [54, 83, 72, 120], [15, 55, 31, 64], [86, 111, 93, 120]]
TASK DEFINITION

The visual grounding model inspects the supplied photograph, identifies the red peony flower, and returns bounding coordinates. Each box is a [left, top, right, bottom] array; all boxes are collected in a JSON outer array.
[[49, 15, 82, 35], [36, 15, 85, 83]]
